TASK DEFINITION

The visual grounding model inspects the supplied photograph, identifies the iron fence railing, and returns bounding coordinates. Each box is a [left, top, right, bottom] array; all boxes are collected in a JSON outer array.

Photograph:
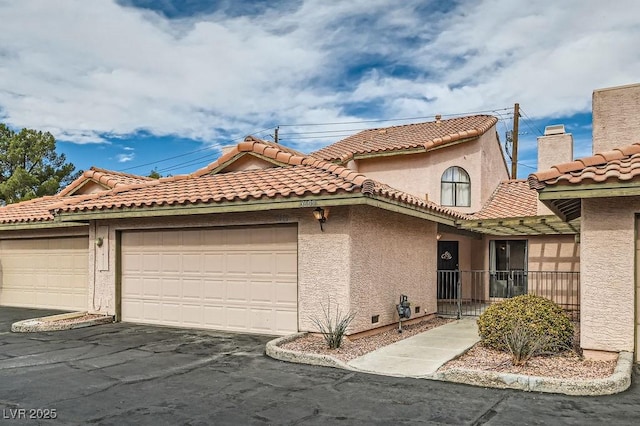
[[437, 270, 580, 320]]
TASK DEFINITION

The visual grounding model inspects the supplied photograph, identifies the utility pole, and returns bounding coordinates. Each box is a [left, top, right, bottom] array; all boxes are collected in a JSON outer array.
[[274, 126, 279, 144], [511, 103, 520, 179]]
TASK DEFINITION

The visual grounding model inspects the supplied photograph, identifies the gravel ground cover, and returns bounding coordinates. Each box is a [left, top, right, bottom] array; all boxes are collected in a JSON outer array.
[[283, 318, 617, 380], [282, 317, 453, 362]]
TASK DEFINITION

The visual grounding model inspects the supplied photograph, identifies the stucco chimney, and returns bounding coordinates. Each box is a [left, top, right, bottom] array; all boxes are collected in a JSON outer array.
[[592, 83, 640, 154], [538, 125, 573, 171], [537, 125, 573, 215]]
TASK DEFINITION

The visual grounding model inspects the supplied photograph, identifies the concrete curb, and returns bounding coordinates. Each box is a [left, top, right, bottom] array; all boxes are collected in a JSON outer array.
[[266, 332, 633, 396], [11, 311, 115, 333], [431, 351, 633, 396], [265, 333, 355, 371]]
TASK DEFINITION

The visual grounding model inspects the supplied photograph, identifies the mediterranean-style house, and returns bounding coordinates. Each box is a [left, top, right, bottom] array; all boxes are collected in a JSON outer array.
[[0, 83, 638, 362]]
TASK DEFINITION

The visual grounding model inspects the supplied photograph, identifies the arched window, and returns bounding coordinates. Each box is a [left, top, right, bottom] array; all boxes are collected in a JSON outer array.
[[441, 166, 470, 207]]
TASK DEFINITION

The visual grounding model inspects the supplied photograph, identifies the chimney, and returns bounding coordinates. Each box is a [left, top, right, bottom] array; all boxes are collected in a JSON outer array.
[[536, 125, 573, 215], [537, 125, 573, 171], [592, 83, 640, 154], [435, 114, 441, 125]]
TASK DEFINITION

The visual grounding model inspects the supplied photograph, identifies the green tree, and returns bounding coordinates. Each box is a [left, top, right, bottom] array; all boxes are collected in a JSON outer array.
[[0, 123, 80, 204], [148, 168, 161, 179]]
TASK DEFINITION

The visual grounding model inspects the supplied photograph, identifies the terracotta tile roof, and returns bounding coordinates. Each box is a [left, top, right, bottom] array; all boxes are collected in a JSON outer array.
[[364, 182, 468, 219], [0, 196, 63, 224], [192, 136, 307, 176], [52, 139, 466, 220], [312, 115, 498, 162], [528, 142, 640, 189], [58, 167, 153, 196], [0, 167, 152, 224], [471, 180, 538, 220]]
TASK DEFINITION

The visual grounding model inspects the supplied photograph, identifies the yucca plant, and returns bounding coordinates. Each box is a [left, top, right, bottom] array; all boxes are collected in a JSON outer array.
[[309, 300, 356, 349], [503, 321, 551, 366]]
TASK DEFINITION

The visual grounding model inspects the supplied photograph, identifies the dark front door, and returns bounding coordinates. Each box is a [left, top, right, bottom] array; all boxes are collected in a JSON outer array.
[[437, 241, 459, 299]]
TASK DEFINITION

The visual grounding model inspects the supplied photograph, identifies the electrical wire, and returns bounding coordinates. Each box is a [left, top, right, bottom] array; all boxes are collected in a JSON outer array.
[[277, 107, 512, 127], [116, 106, 513, 174], [519, 108, 544, 136]]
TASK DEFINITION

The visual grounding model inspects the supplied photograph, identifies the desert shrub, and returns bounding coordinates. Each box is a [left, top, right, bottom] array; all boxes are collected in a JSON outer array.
[[309, 301, 356, 349], [477, 294, 573, 353], [503, 320, 552, 365]]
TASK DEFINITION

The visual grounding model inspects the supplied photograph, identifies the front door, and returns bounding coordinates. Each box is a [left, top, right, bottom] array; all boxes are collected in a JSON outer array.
[[437, 241, 459, 299]]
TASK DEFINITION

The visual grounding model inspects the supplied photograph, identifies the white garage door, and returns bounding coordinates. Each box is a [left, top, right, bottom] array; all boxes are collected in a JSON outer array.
[[121, 225, 298, 335], [0, 237, 88, 310]]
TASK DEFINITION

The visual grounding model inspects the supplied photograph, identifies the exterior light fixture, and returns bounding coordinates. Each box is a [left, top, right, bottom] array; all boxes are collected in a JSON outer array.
[[436, 233, 442, 240], [313, 207, 326, 231]]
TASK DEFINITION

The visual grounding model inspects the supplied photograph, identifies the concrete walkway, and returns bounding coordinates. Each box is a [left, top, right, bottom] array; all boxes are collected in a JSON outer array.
[[348, 319, 480, 378]]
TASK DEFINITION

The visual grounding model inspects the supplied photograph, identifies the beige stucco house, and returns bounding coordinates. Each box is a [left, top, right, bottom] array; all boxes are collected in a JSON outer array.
[[0, 100, 621, 364]]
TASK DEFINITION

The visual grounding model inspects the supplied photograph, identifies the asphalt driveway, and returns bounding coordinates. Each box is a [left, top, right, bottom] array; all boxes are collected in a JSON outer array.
[[1, 307, 639, 425]]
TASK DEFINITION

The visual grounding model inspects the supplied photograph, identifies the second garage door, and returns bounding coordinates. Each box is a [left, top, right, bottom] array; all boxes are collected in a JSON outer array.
[[0, 237, 88, 310], [121, 225, 298, 335]]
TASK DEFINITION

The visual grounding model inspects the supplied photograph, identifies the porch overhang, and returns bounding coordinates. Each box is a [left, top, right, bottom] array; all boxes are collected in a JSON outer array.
[[536, 181, 640, 222], [456, 215, 580, 236]]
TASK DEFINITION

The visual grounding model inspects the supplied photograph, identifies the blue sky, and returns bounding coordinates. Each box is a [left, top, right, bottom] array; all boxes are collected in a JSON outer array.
[[0, 1, 638, 179]]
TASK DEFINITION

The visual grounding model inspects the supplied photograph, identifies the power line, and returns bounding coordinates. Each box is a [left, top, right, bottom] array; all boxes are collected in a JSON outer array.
[[116, 126, 277, 174], [277, 107, 512, 127], [518, 108, 544, 137], [115, 106, 514, 175], [119, 145, 214, 172]]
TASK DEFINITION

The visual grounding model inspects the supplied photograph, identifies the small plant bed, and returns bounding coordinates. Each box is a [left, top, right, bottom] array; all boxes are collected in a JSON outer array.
[[281, 317, 453, 362], [439, 342, 616, 380], [12, 311, 114, 332], [440, 294, 617, 381]]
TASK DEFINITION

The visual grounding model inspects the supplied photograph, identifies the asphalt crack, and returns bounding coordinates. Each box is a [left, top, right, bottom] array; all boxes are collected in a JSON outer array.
[[470, 395, 508, 425]]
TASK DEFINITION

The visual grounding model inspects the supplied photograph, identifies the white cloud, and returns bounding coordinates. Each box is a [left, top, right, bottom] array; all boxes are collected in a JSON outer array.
[[116, 152, 135, 162], [0, 0, 638, 151]]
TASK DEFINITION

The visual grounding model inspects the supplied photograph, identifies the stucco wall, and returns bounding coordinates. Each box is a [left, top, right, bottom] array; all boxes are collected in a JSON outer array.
[[355, 125, 507, 214], [479, 129, 510, 207], [581, 197, 640, 353], [348, 206, 436, 333], [356, 140, 482, 212], [592, 83, 640, 153], [527, 234, 580, 272]]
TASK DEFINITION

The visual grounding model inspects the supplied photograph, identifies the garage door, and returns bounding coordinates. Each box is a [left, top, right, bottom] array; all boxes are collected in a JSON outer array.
[[0, 237, 88, 310], [121, 225, 298, 335]]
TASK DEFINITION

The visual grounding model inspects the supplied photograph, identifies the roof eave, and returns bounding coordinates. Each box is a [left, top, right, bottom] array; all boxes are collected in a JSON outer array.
[[52, 192, 461, 226], [537, 180, 640, 221], [0, 220, 89, 231]]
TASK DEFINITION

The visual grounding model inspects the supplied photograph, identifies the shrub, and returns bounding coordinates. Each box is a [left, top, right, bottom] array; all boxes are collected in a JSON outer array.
[[309, 301, 356, 349], [503, 320, 552, 365], [477, 294, 573, 354]]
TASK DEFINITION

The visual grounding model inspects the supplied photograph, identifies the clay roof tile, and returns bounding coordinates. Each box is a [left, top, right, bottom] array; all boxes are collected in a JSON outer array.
[[312, 115, 498, 161]]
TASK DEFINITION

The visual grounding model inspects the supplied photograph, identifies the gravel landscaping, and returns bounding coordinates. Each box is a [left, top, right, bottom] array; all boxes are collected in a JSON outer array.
[[439, 344, 617, 379], [282, 318, 618, 381], [281, 317, 453, 362]]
